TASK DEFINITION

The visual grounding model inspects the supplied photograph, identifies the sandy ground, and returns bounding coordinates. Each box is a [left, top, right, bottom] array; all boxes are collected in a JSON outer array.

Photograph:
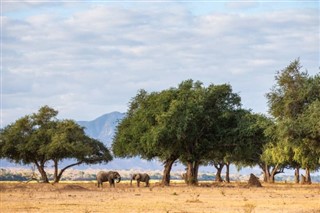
[[0, 181, 319, 213]]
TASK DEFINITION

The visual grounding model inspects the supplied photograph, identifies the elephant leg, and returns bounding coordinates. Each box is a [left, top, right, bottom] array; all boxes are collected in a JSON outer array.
[[137, 180, 140, 187], [98, 181, 102, 188], [110, 179, 115, 187]]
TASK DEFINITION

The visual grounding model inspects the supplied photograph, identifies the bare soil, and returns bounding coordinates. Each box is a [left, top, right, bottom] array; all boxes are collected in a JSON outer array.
[[1, 181, 319, 213]]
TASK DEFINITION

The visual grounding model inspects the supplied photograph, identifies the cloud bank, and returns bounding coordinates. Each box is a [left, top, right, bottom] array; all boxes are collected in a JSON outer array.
[[2, 1, 319, 126]]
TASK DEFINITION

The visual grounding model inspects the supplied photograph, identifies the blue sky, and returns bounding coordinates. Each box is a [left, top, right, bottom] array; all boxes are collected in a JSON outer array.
[[1, 0, 319, 126]]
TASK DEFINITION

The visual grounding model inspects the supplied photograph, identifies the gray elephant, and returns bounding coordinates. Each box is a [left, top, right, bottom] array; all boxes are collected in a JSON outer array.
[[130, 173, 150, 187], [96, 171, 121, 188]]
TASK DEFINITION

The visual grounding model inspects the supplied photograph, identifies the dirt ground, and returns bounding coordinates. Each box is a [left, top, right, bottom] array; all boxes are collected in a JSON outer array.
[[0, 181, 319, 213]]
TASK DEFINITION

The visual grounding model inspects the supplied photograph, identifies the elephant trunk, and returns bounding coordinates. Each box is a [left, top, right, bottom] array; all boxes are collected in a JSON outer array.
[[130, 178, 133, 186], [116, 176, 121, 183]]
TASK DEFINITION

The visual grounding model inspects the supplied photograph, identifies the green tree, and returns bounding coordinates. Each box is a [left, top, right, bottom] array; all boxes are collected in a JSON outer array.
[[266, 59, 320, 183], [228, 111, 275, 182], [113, 88, 181, 186], [0, 106, 112, 183], [113, 80, 242, 185], [202, 90, 243, 183]]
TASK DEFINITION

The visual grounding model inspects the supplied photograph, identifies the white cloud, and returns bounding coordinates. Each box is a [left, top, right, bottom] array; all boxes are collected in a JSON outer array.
[[226, 1, 260, 10], [2, 2, 319, 126]]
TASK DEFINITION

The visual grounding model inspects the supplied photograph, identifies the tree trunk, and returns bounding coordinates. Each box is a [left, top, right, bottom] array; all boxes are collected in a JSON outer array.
[[259, 163, 270, 183], [34, 161, 49, 183], [54, 161, 83, 183], [186, 161, 199, 185], [270, 165, 278, 183], [225, 162, 230, 183], [294, 167, 300, 184], [305, 167, 312, 184], [161, 157, 177, 186], [214, 162, 224, 182], [260, 164, 283, 183], [53, 159, 59, 183]]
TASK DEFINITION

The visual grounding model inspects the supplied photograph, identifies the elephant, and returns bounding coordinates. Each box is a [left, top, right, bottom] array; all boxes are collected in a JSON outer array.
[[96, 171, 121, 188], [130, 173, 150, 187]]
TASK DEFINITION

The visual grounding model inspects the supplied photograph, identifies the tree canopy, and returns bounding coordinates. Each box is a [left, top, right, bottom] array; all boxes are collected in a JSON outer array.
[[112, 80, 263, 185], [0, 106, 112, 183], [266, 59, 320, 183]]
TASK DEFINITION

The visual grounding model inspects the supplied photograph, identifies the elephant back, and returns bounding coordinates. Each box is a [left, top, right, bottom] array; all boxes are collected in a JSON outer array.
[[143, 173, 150, 181], [97, 171, 110, 182]]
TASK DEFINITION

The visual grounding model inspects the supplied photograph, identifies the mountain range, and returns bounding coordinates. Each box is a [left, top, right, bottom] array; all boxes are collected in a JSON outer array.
[[77, 111, 125, 148]]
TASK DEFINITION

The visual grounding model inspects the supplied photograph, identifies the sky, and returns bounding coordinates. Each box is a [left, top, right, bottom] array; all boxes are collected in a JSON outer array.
[[1, 0, 319, 127]]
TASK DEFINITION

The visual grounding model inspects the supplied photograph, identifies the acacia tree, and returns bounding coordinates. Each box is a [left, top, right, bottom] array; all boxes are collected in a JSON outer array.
[[113, 80, 242, 186], [0, 106, 112, 183], [225, 110, 275, 183], [203, 104, 243, 183], [113, 81, 208, 186], [293, 98, 320, 183], [266, 60, 320, 183], [113, 88, 181, 186], [165, 80, 207, 185]]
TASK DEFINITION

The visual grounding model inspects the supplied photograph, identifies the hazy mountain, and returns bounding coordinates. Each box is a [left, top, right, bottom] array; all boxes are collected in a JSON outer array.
[[77, 111, 125, 148], [77, 112, 165, 170]]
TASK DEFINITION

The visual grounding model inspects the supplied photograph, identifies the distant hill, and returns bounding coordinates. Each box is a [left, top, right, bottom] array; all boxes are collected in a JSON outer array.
[[77, 111, 125, 148], [77, 112, 165, 170]]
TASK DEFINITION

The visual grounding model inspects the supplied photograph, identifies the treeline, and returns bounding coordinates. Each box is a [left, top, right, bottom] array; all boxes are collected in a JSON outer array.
[[1, 59, 319, 184], [112, 59, 319, 185]]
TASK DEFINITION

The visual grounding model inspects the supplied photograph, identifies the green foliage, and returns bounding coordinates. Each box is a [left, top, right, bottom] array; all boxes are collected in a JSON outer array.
[[233, 112, 273, 167], [0, 106, 112, 183], [266, 59, 320, 172], [113, 79, 248, 184]]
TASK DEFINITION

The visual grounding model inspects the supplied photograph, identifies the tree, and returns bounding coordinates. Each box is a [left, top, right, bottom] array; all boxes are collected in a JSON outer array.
[[293, 98, 320, 182], [202, 95, 243, 182], [0, 106, 112, 183], [228, 111, 275, 183], [113, 80, 242, 186], [266, 59, 320, 183], [113, 88, 181, 186]]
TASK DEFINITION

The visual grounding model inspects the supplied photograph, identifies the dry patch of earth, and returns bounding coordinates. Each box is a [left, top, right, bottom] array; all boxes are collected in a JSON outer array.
[[1, 181, 319, 213]]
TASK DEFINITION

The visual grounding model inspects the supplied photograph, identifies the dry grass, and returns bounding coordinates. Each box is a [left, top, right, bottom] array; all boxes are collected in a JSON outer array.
[[0, 181, 319, 213]]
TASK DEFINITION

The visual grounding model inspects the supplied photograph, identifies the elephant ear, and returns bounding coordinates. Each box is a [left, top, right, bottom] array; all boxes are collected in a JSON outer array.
[[109, 173, 114, 179], [113, 172, 119, 178], [136, 174, 141, 180]]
